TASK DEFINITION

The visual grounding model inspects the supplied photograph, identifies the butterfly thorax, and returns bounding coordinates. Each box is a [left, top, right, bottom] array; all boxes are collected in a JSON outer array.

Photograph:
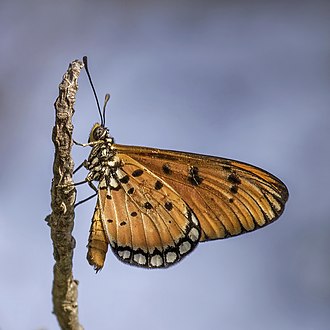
[[85, 123, 121, 188]]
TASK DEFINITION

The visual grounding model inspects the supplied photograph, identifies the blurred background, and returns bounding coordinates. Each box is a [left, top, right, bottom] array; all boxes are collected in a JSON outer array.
[[0, 0, 329, 329]]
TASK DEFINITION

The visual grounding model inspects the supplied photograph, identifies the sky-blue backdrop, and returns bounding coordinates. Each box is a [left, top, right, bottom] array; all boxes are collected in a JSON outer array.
[[0, 1, 329, 329]]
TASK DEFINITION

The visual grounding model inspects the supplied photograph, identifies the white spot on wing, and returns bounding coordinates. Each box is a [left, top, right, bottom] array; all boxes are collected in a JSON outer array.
[[179, 241, 191, 255], [188, 228, 200, 242], [99, 179, 107, 189], [191, 212, 199, 226], [118, 250, 131, 259], [185, 207, 199, 226], [106, 187, 111, 199], [165, 252, 177, 263], [133, 253, 147, 265], [116, 168, 126, 180], [150, 255, 163, 267], [109, 177, 119, 188]]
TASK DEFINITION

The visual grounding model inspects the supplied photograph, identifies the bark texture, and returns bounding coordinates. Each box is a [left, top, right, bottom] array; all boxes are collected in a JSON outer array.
[[48, 59, 84, 330]]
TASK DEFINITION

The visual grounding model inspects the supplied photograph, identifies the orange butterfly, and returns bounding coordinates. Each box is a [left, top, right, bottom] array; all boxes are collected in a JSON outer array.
[[79, 57, 288, 270]]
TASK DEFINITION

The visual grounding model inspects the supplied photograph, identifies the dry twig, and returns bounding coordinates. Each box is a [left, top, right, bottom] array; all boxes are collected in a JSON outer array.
[[47, 59, 84, 330]]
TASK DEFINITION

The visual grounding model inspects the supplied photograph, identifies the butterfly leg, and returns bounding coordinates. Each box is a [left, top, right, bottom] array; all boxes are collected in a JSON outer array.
[[72, 179, 88, 186], [73, 139, 103, 147], [73, 139, 90, 147], [57, 163, 89, 188], [72, 177, 97, 189], [73, 160, 88, 175], [74, 180, 98, 207], [74, 193, 97, 208]]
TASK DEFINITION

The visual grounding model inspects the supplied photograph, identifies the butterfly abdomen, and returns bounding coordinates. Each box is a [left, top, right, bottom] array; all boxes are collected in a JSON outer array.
[[87, 201, 109, 271]]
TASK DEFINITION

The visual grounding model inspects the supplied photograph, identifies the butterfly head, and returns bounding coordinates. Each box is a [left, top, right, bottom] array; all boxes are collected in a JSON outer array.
[[88, 123, 112, 143]]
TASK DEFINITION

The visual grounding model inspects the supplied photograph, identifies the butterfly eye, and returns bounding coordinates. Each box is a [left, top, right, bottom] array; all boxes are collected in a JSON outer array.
[[88, 123, 109, 142], [94, 126, 105, 140]]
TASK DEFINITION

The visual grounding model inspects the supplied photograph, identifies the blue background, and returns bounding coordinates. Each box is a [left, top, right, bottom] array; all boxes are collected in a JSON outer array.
[[0, 1, 329, 329]]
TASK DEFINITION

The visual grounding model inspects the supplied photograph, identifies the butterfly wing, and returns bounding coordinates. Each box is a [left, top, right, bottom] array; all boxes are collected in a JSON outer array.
[[90, 154, 201, 269], [115, 144, 289, 242]]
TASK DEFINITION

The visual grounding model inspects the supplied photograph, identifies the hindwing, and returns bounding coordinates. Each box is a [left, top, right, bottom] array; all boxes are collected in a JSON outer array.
[[88, 154, 201, 269]]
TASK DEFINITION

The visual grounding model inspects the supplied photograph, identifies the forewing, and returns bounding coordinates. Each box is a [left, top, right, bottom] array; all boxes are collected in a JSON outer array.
[[115, 144, 289, 241], [97, 154, 201, 268]]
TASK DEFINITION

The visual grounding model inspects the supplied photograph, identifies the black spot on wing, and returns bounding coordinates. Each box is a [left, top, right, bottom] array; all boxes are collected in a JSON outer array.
[[162, 164, 172, 175], [188, 166, 203, 186], [127, 187, 134, 195], [119, 175, 130, 183], [144, 202, 153, 209], [132, 169, 143, 177], [164, 201, 173, 211], [228, 172, 241, 185], [222, 165, 232, 171], [155, 180, 164, 190], [230, 185, 238, 194]]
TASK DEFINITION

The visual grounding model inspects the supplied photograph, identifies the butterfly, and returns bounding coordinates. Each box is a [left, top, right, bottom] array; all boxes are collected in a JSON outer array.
[[79, 57, 289, 271]]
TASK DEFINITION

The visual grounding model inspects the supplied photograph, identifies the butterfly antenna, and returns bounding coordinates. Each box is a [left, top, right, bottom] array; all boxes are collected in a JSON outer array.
[[83, 56, 104, 126], [103, 93, 110, 126]]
